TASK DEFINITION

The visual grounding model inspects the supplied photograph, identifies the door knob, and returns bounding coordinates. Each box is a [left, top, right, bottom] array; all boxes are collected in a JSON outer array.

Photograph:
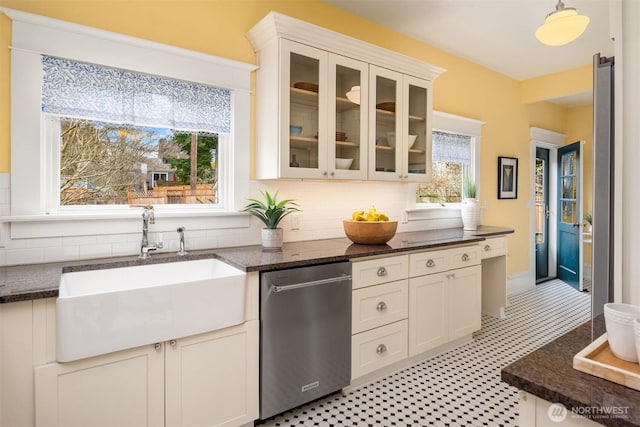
[[572, 223, 581, 228]]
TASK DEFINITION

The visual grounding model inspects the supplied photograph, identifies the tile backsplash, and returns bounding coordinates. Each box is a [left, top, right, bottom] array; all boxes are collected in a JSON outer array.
[[0, 173, 459, 266]]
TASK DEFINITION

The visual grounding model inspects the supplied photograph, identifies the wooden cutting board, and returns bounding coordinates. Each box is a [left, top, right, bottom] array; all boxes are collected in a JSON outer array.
[[573, 333, 640, 391]]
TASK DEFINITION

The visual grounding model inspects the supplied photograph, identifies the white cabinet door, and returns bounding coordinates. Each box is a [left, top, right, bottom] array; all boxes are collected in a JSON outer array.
[[165, 321, 259, 427], [280, 39, 329, 179], [368, 65, 403, 181], [368, 66, 432, 182], [329, 54, 368, 180], [448, 265, 482, 340], [403, 74, 433, 183], [35, 344, 164, 427], [408, 272, 448, 356]]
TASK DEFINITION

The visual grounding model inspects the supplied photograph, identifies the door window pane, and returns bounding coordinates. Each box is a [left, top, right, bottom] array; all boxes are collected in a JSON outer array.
[[535, 158, 545, 244], [374, 75, 397, 173]]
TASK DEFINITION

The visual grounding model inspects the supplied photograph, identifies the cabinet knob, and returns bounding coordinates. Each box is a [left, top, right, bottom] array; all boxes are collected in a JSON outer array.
[[330, 171, 335, 177], [323, 171, 328, 176], [462, 253, 470, 262], [484, 245, 491, 252], [376, 267, 387, 276], [170, 339, 177, 348], [376, 344, 387, 354], [376, 301, 387, 312], [404, 175, 408, 179], [398, 175, 403, 180], [154, 343, 162, 351], [426, 259, 435, 268]]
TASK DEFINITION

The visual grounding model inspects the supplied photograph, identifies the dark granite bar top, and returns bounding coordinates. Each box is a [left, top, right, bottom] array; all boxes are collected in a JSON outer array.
[[501, 319, 640, 426], [0, 225, 512, 304]]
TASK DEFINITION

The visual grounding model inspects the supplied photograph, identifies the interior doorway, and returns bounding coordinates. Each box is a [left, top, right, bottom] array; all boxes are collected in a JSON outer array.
[[530, 130, 584, 291], [535, 147, 551, 283]]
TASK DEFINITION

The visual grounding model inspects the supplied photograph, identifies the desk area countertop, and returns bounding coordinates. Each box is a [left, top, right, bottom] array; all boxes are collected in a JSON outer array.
[[501, 318, 640, 427], [0, 226, 513, 304]]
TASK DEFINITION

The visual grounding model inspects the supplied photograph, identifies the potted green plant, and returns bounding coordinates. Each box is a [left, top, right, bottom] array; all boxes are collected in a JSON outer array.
[[243, 190, 300, 249], [584, 213, 592, 232], [461, 173, 480, 230]]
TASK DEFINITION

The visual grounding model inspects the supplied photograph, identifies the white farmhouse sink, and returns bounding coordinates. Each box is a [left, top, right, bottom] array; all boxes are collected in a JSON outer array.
[[56, 258, 246, 362]]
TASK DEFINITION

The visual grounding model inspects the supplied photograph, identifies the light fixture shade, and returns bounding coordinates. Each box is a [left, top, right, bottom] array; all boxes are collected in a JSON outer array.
[[536, 4, 590, 46], [346, 86, 360, 104]]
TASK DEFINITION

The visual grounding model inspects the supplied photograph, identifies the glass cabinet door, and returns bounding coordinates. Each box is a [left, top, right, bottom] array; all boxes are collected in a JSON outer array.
[[280, 40, 328, 179], [404, 75, 432, 182], [369, 65, 403, 181], [329, 55, 368, 180]]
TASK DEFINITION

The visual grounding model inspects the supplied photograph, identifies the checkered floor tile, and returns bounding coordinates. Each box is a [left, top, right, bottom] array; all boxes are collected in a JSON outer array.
[[258, 279, 591, 426]]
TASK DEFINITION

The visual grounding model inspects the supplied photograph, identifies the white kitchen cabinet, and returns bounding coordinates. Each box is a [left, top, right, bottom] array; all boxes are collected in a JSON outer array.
[[247, 12, 444, 182], [408, 246, 481, 356], [518, 392, 600, 427], [408, 272, 448, 355], [165, 322, 259, 427], [35, 343, 165, 427], [254, 38, 368, 180], [351, 319, 408, 379], [35, 321, 259, 427], [448, 265, 482, 340], [368, 66, 433, 182]]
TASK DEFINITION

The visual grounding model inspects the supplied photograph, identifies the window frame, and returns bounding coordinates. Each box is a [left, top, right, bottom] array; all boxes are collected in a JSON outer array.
[[407, 111, 484, 214], [3, 8, 256, 238]]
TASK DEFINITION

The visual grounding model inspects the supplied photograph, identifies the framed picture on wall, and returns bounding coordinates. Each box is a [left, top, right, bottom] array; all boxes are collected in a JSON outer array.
[[498, 156, 518, 199]]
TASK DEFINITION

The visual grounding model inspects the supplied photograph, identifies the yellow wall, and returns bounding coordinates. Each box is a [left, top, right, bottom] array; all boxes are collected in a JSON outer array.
[[520, 65, 593, 104], [0, 0, 589, 276], [565, 104, 594, 265]]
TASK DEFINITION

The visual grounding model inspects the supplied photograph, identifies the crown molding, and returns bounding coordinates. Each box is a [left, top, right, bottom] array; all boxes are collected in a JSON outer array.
[[246, 11, 446, 81]]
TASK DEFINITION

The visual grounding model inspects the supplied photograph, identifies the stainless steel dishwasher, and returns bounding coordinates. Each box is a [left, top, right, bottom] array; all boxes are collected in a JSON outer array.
[[259, 262, 352, 420]]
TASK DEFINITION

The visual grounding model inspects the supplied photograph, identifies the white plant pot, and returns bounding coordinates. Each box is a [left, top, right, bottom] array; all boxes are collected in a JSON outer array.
[[261, 228, 283, 249], [461, 199, 481, 231]]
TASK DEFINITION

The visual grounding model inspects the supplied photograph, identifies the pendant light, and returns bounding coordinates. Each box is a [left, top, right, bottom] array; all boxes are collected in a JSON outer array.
[[535, 0, 590, 46]]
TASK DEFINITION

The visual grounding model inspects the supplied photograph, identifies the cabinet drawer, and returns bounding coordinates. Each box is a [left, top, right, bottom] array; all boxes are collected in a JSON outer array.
[[352, 280, 408, 334], [409, 249, 449, 277], [480, 237, 507, 259], [447, 245, 481, 270], [351, 320, 408, 380], [351, 255, 409, 289]]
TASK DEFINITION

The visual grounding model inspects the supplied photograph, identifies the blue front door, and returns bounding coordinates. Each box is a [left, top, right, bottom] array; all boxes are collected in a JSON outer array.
[[557, 141, 581, 290]]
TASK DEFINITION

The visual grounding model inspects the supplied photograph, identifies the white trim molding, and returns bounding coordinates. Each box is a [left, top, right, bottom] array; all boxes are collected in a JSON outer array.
[[2, 7, 256, 238], [246, 11, 446, 82]]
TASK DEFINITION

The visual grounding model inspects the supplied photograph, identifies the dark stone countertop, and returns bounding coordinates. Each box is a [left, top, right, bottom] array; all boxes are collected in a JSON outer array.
[[0, 225, 512, 304], [501, 318, 640, 426]]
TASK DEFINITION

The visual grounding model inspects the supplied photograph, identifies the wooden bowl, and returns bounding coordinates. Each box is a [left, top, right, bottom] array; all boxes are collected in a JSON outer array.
[[343, 220, 398, 245]]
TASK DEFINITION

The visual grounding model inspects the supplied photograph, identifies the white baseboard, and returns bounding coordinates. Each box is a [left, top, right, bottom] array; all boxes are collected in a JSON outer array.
[[508, 270, 536, 295]]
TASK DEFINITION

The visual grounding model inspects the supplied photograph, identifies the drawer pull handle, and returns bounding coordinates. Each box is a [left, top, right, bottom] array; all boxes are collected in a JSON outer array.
[[376, 344, 387, 354], [170, 339, 177, 348], [426, 259, 435, 268], [154, 343, 162, 351], [376, 301, 387, 312], [461, 253, 470, 262], [484, 245, 491, 252], [376, 267, 387, 276]]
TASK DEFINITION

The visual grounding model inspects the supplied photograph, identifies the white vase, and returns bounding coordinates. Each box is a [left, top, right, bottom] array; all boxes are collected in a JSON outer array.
[[261, 228, 283, 249], [461, 198, 481, 230]]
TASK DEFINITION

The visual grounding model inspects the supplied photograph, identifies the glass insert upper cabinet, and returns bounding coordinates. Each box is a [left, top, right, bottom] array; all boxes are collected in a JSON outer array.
[[368, 66, 432, 182], [270, 39, 368, 180]]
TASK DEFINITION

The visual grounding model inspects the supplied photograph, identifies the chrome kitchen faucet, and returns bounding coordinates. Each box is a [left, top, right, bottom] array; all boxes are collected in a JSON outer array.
[[139, 205, 163, 259]]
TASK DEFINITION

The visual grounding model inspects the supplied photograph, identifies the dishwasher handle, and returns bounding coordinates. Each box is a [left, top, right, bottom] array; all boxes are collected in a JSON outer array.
[[270, 274, 352, 293]]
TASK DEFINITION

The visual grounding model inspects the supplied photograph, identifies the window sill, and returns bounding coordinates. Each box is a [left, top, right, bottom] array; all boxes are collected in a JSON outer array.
[[405, 205, 462, 222], [1, 210, 251, 239]]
